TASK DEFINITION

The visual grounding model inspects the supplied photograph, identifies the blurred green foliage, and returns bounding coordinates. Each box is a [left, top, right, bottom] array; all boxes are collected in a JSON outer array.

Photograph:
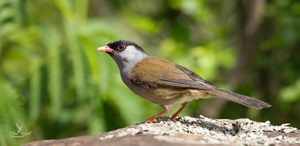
[[0, 0, 299, 145]]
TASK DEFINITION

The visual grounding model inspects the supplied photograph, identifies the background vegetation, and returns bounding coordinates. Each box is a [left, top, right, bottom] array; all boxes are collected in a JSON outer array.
[[0, 0, 299, 145]]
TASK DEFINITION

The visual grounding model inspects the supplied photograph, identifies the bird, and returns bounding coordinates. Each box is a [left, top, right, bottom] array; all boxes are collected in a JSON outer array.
[[97, 40, 271, 123]]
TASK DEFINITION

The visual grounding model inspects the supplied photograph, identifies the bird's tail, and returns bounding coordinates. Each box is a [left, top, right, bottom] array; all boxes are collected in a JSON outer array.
[[207, 88, 271, 109]]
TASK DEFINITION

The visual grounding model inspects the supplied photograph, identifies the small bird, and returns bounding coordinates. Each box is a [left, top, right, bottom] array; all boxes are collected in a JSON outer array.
[[97, 40, 271, 123]]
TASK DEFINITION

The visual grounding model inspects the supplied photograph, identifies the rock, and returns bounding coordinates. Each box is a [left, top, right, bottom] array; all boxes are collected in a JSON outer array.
[[23, 115, 300, 146]]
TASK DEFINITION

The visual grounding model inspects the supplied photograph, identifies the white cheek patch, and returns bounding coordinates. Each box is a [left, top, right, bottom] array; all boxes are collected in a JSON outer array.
[[119, 46, 143, 61], [119, 45, 148, 76]]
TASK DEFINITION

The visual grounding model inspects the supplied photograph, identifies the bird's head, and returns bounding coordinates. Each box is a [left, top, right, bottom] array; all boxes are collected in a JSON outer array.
[[97, 40, 148, 72]]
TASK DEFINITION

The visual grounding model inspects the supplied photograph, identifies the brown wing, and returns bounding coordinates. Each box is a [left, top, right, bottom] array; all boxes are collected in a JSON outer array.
[[131, 57, 271, 109], [131, 57, 215, 90]]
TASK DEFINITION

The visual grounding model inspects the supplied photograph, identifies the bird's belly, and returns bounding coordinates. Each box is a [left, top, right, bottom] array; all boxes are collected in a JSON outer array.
[[121, 75, 210, 106], [153, 88, 210, 105]]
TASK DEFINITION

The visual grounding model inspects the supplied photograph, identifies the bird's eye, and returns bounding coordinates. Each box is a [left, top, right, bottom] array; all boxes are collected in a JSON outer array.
[[117, 44, 126, 51]]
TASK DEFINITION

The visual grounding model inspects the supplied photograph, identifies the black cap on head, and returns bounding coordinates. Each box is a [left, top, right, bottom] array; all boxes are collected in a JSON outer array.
[[107, 40, 146, 53]]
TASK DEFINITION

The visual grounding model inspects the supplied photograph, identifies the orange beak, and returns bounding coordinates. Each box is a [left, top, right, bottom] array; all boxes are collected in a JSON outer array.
[[97, 46, 113, 53]]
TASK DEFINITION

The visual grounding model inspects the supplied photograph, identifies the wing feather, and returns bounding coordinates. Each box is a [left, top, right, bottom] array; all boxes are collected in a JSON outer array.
[[131, 57, 215, 90]]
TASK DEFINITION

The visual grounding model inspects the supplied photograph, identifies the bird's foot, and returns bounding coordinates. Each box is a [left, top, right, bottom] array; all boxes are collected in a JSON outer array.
[[144, 116, 180, 123], [170, 116, 183, 122]]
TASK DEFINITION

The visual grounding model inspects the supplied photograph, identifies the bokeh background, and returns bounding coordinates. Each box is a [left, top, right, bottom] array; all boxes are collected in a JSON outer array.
[[1, 0, 300, 145]]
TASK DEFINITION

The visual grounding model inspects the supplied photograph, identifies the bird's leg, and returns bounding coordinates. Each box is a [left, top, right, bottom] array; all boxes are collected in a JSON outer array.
[[145, 106, 170, 123], [170, 102, 189, 119]]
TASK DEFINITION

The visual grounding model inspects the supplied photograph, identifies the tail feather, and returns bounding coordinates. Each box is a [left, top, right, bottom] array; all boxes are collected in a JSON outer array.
[[207, 88, 271, 109]]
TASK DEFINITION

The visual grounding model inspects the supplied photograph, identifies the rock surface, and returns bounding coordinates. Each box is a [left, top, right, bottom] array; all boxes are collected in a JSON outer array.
[[24, 115, 300, 146]]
